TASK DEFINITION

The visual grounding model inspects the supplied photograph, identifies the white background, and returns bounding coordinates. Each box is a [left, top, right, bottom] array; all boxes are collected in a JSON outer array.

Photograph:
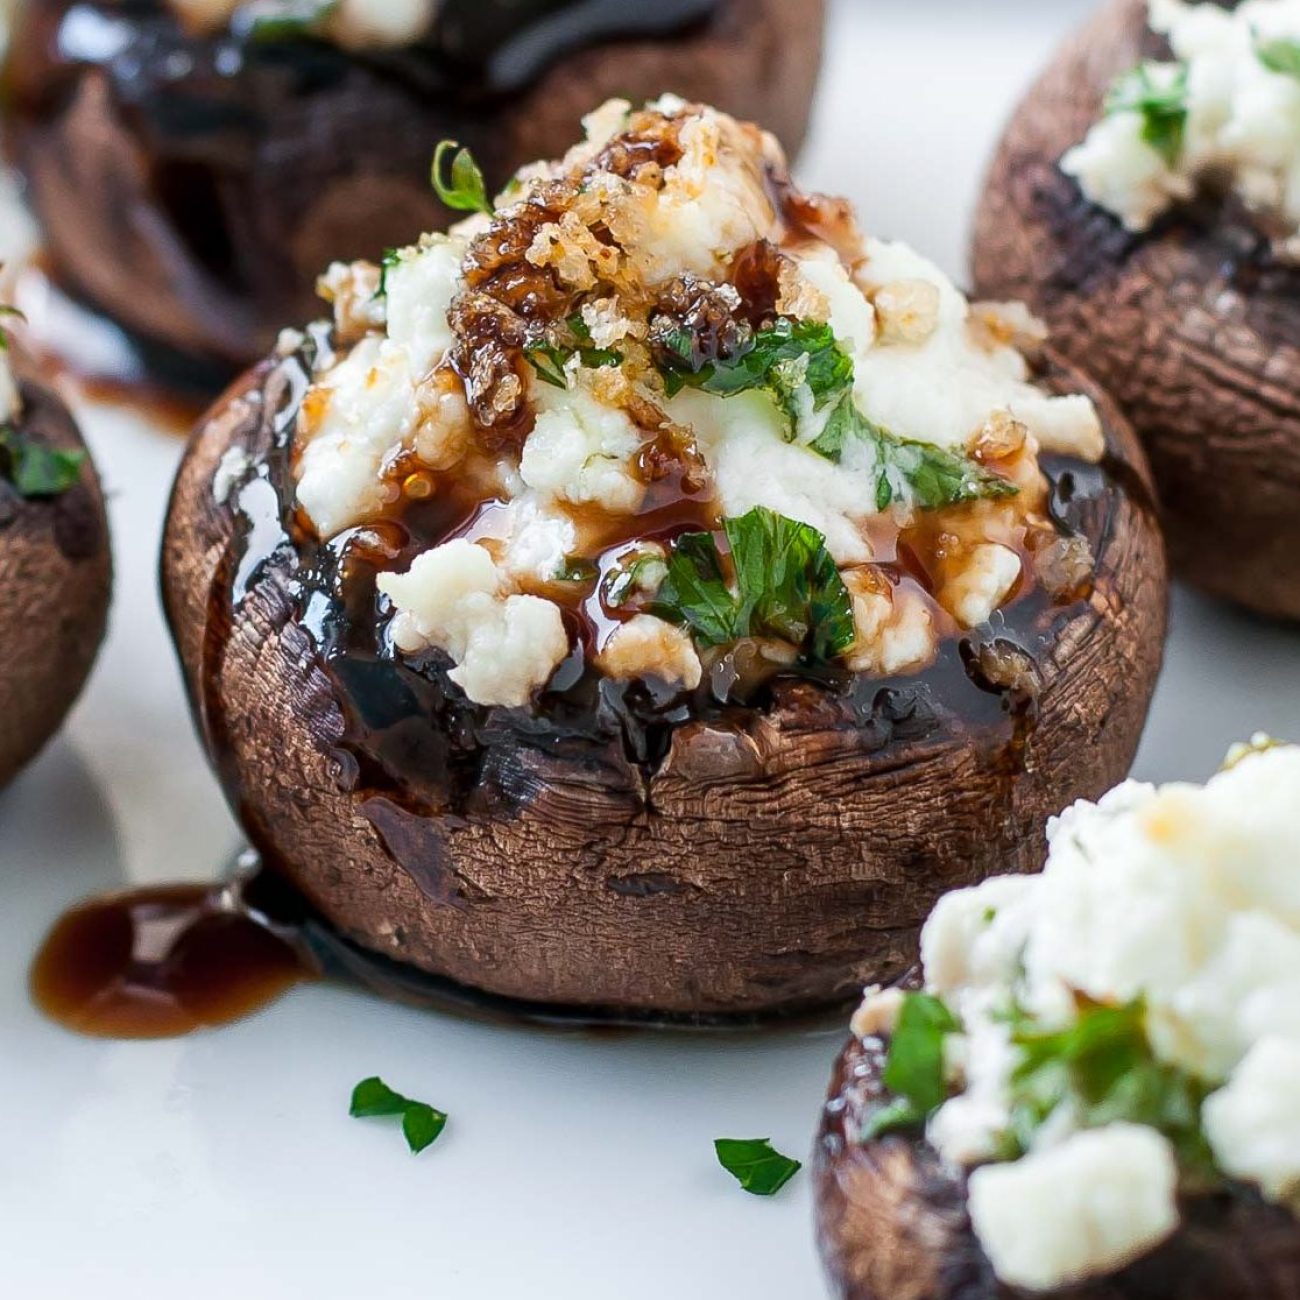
[[3, 1, 1299, 1295]]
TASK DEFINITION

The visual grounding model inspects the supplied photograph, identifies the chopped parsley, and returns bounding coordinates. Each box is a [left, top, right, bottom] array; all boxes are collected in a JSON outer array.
[[1256, 34, 1300, 80], [714, 1138, 802, 1196], [432, 140, 495, 217], [1003, 999, 1214, 1176], [863, 993, 961, 1139], [656, 316, 853, 420], [349, 1077, 448, 1155], [0, 301, 83, 498], [524, 314, 622, 389], [0, 428, 84, 498], [652, 314, 1015, 512], [374, 247, 404, 300], [652, 506, 855, 663], [1105, 62, 1190, 166], [812, 395, 1018, 512], [237, 0, 339, 42], [864, 992, 1215, 1181]]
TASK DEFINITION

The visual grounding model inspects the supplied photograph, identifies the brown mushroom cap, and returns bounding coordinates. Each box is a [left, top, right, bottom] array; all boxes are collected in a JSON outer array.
[[0, 366, 112, 788], [971, 0, 1300, 622], [815, 1032, 1300, 1300], [160, 345, 1166, 1020], [2, 0, 826, 379]]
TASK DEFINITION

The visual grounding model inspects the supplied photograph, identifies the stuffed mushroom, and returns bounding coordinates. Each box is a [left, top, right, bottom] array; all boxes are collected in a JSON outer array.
[[2, 0, 825, 382], [162, 99, 1167, 1020], [973, 0, 1300, 621], [816, 738, 1300, 1299], [0, 332, 112, 788]]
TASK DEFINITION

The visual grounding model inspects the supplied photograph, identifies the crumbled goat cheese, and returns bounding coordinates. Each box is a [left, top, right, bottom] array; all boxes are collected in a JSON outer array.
[[939, 543, 1023, 629], [849, 985, 905, 1040], [597, 615, 703, 690], [906, 744, 1300, 1288], [1063, 0, 1300, 252], [1203, 1037, 1300, 1201], [521, 382, 646, 515], [376, 540, 569, 708], [967, 1125, 1180, 1291], [289, 99, 1107, 694]]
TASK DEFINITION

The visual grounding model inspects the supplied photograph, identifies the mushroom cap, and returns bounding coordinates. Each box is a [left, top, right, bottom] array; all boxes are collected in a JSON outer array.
[[3, 0, 826, 375], [815, 1031, 1300, 1300], [160, 348, 1166, 1019], [971, 0, 1300, 622], [0, 368, 112, 788]]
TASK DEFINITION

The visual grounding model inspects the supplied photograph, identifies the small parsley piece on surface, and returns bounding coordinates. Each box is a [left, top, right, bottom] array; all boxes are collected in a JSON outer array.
[[1256, 34, 1300, 79], [863, 992, 961, 1138], [714, 1138, 802, 1196], [432, 140, 495, 216], [652, 506, 855, 662], [524, 327, 622, 389], [349, 1077, 448, 1155], [1105, 62, 1190, 165], [0, 427, 84, 498]]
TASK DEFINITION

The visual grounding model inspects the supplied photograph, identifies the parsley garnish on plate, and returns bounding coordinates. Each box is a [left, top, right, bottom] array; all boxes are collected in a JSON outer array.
[[432, 140, 495, 217], [350, 1077, 448, 1155], [714, 1138, 802, 1196], [1105, 62, 1190, 166], [652, 506, 855, 663]]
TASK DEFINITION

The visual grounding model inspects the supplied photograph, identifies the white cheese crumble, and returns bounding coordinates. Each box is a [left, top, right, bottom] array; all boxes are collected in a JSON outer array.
[[1063, 0, 1300, 253], [288, 99, 1107, 701], [375, 540, 569, 709], [866, 742, 1300, 1289], [967, 1125, 1180, 1291]]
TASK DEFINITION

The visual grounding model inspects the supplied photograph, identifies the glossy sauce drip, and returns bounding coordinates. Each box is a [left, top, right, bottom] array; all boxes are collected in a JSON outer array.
[[30, 879, 315, 1039]]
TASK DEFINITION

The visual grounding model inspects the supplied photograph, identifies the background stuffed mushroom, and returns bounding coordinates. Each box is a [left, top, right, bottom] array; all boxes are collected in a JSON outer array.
[[162, 102, 1169, 1021], [0, 347, 111, 788], [1, 0, 826, 383], [972, 0, 1300, 623]]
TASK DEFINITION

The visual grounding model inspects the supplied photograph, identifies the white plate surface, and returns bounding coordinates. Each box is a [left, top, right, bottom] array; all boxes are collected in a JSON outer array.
[[3, 2, 1299, 1296]]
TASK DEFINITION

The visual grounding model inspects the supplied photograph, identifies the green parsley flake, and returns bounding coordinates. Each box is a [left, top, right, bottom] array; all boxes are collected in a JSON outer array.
[[1105, 62, 1190, 166], [714, 1138, 802, 1196], [653, 313, 1015, 513], [1256, 35, 1300, 80], [0, 427, 84, 499], [863, 993, 960, 1139], [652, 506, 855, 663], [432, 140, 495, 217], [349, 1076, 448, 1155]]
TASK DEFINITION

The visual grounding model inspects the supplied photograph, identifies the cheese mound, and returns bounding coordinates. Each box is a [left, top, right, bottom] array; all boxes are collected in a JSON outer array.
[[854, 740, 1300, 1290], [1064, 0, 1300, 256], [291, 99, 1104, 707]]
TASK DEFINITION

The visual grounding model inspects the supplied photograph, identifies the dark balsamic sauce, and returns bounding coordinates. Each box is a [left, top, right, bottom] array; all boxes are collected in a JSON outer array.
[[31, 865, 314, 1039]]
